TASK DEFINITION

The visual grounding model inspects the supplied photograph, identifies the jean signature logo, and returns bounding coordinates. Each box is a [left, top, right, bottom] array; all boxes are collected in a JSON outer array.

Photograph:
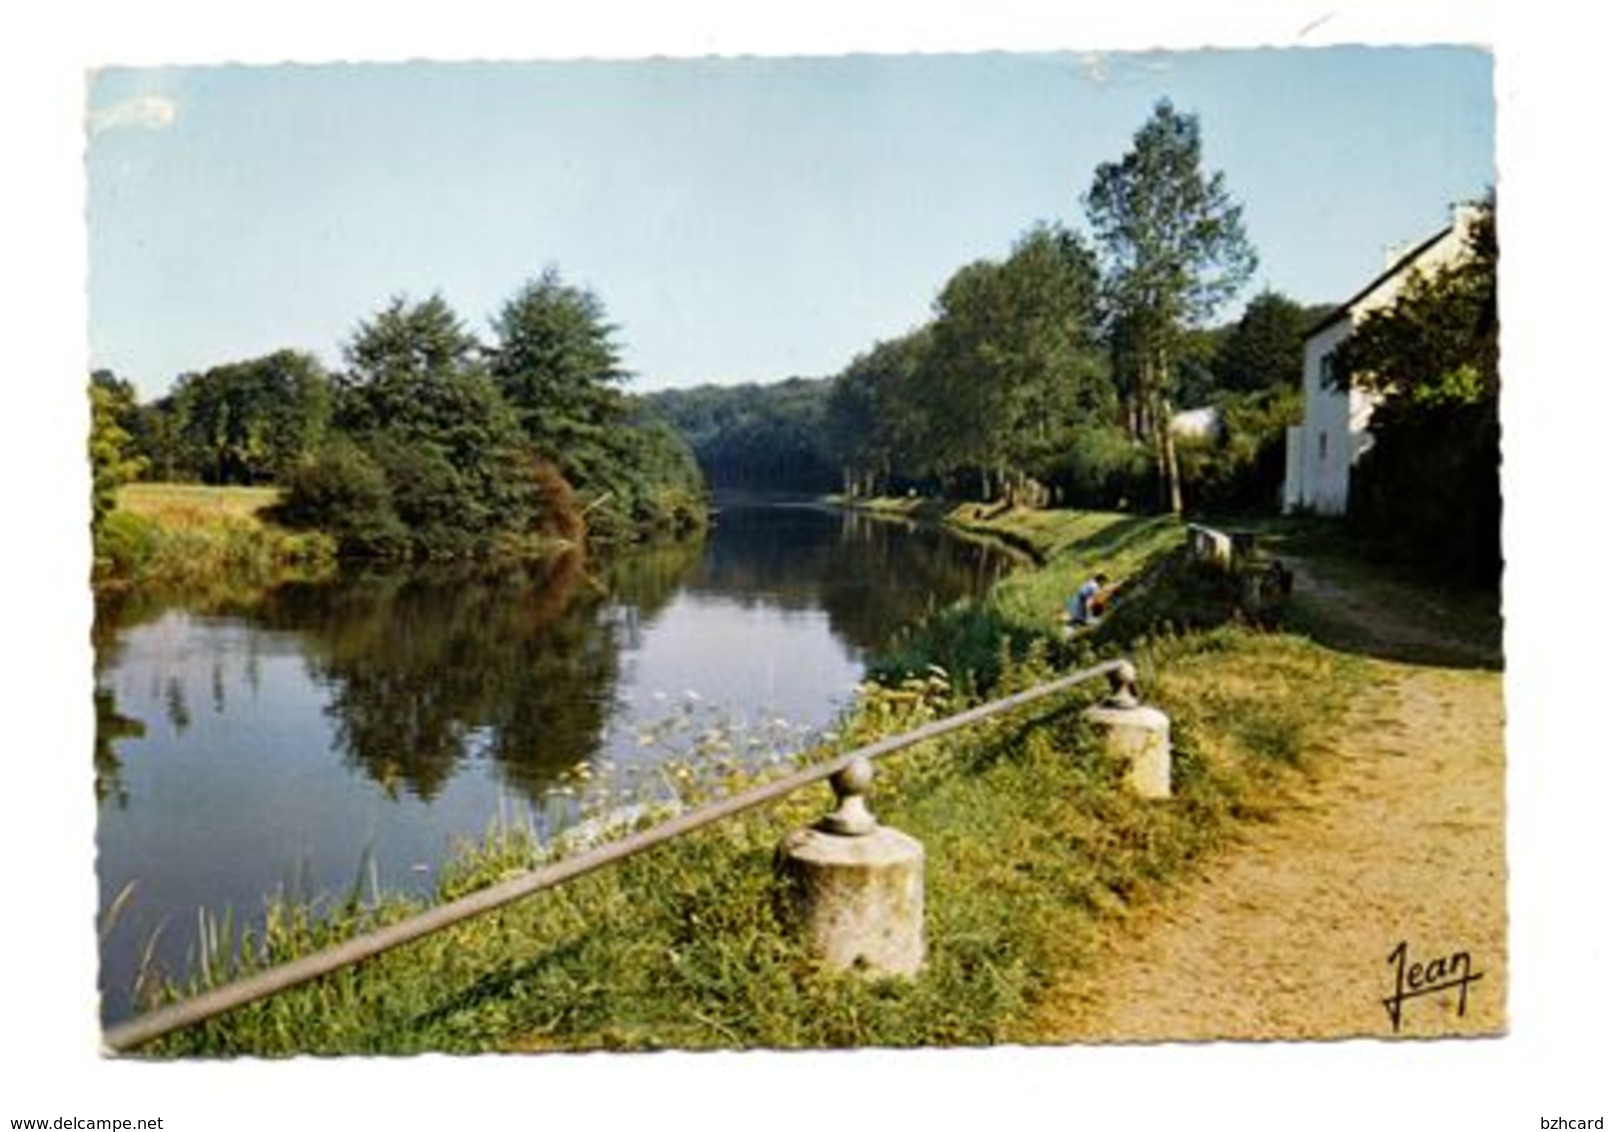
[[1383, 939, 1483, 1032]]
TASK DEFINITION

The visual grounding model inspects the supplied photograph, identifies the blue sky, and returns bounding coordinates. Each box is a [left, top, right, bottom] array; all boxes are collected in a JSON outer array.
[[86, 47, 1493, 400]]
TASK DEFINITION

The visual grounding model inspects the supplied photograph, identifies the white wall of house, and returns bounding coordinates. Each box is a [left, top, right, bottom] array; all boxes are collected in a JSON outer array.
[[1284, 321, 1363, 514], [1283, 321, 1385, 515], [1282, 205, 1479, 515]]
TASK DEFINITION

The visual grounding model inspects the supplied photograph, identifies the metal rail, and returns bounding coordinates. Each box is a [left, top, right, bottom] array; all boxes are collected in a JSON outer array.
[[103, 658, 1128, 1053]]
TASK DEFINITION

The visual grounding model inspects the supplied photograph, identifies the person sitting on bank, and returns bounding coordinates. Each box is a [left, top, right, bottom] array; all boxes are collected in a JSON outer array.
[[1065, 572, 1111, 629]]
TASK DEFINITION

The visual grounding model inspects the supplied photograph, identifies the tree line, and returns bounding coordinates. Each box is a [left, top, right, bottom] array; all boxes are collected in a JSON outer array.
[[629, 102, 1333, 508], [90, 269, 707, 560], [822, 100, 1322, 514], [643, 377, 840, 494], [646, 284, 1323, 509]]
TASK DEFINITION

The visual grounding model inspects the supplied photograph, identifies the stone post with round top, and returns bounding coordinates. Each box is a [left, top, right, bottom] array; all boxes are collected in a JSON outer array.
[[1082, 660, 1173, 799], [776, 756, 925, 977]]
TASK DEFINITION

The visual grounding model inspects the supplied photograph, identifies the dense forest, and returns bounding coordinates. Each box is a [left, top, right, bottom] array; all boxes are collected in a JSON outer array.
[[90, 270, 707, 561], [644, 378, 838, 494], [645, 285, 1328, 508]]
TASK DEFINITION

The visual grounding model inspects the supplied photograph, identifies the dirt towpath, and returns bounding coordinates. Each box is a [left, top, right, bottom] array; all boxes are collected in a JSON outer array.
[[1026, 560, 1506, 1041]]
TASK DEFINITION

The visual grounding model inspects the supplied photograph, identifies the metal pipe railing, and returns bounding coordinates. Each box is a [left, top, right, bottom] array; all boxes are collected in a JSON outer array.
[[103, 658, 1128, 1053]]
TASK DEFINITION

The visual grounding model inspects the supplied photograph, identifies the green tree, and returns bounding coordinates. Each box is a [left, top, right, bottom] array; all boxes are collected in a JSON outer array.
[[1212, 289, 1312, 393], [925, 224, 1110, 501], [89, 372, 147, 531], [646, 378, 837, 493], [1171, 323, 1230, 409], [275, 435, 408, 558], [488, 268, 627, 483], [335, 295, 483, 434], [166, 350, 331, 484], [1331, 200, 1497, 408], [128, 394, 186, 483], [285, 294, 545, 559], [488, 269, 707, 536], [606, 407, 708, 536], [1085, 99, 1258, 513], [1173, 385, 1302, 512], [826, 329, 934, 498]]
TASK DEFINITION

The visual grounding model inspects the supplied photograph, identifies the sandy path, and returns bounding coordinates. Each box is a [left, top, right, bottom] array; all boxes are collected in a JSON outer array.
[[1028, 574, 1506, 1042]]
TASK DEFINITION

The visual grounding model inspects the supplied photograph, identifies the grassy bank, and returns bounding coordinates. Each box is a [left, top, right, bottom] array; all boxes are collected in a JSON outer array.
[[124, 501, 1367, 1056], [863, 500, 1191, 689], [94, 483, 337, 600]]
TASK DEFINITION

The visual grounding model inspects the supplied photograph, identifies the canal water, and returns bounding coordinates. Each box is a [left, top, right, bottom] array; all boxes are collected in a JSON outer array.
[[92, 501, 1013, 1021]]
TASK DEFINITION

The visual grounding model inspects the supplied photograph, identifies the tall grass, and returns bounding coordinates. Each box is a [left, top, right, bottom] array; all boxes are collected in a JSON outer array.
[[118, 482, 285, 522], [94, 483, 336, 598]]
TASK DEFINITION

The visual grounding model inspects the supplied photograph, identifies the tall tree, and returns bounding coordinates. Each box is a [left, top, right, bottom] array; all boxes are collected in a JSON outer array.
[[488, 268, 628, 484], [88, 372, 146, 532], [485, 268, 710, 538], [335, 294, 483, 436], [1085, 99, 1257, 513], [994, 224, 1112, 482], [826, 329, 933, 498], [926, 223, 1110, 500], [1212, 289, 1311, 393], [166, 350, 331, 484], [290, 294, 544, 558]]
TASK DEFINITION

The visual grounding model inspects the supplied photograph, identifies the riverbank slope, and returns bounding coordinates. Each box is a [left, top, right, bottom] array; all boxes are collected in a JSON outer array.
[[94, 483, 336, 600]]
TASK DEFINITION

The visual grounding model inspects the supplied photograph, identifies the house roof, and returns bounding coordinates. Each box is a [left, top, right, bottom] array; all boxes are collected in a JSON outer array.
[[1304, 223, 1455, 341]]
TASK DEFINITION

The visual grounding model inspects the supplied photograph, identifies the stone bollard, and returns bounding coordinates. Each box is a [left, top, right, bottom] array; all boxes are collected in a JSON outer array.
[[1187, 523, 1234, 570], [776, 756, 925, 977], [1082, 660, 1173, 799]]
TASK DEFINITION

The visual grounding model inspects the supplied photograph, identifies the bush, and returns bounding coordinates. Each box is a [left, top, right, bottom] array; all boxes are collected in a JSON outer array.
[[530, 458, 586, 545], [1047, 426, 1152, 510], [274, 438, 409, 559], [368, 435, 488, 559], [1175, 387, 1299, 513], [1348, 396, 1500, 584], [94, 510, 158, 579]]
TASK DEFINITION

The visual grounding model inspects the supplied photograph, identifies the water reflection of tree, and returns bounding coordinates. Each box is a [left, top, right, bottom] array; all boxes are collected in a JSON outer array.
[[597, 536, 707, 650], [821, 511, 1013, 650], [251, 543, 702, 802], [94, 594, 160, 810], [688, 505, 1012, 652], [94, 585, 277, 756], [93, 688, 144, 808], [88, 511, 999, 807]]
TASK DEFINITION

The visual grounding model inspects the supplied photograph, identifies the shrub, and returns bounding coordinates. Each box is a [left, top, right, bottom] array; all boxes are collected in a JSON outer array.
[[1175, 387, 1300, 514], [368, 434, 487, 559], [274, 438, 409, 559], [1348, 396, 1500, 583], [94, 510, 158, 579], [1047, 426, 1152, 510]]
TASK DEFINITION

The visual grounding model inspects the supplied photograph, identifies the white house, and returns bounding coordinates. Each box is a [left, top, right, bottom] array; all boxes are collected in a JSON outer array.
[[1171, 405, 1223, 441], [1282, 205, 1481, 515]]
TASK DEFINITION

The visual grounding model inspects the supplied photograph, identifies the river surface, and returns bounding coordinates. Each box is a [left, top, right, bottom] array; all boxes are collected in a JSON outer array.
[[93, 501, 1013, 1022]]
